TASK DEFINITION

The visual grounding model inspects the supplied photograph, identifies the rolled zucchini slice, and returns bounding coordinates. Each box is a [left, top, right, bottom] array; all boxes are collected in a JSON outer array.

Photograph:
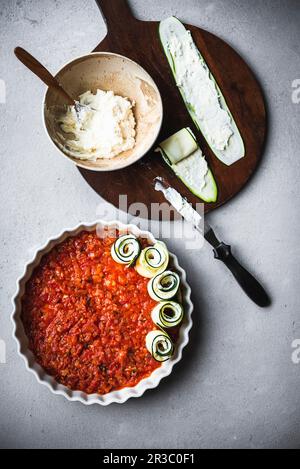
[[146, 330, 174, 362], [151, 301, 184, 328], [159, 16, 245, 166], [148, 270, 180, 301], [156, 128, 218, 203], [111, 234, 141, 265], [135, 241, 169, 278]]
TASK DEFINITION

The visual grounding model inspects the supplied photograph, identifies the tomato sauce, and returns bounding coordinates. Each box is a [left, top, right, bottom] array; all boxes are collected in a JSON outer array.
[[21, 231, 161, 395]]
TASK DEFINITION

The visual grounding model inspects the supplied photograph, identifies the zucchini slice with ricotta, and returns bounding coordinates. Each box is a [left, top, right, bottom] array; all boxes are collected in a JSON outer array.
[[146, 330, 174, 362], [159, 16, 245, 166], [135, 241, 169, 278], [111, 234, 141, 265], [156, 127, 218, 203], [148, 270, 180, 301], [151, 301, 184, 328]]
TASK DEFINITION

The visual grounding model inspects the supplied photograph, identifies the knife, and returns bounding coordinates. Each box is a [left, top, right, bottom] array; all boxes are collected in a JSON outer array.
[[154, 177, 270, 307]]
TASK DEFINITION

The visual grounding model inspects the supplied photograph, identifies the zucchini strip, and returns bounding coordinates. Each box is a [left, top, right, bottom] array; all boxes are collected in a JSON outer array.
[[111, 234, 141, 265], [146, 330, 174, 362], [151, 301, 184, 328], [156, 128, 218, 203], [159, 16, 245, 166], [148, 270, 180, 301], [159, 127, 198, 164], [135, 241, 169, 278]]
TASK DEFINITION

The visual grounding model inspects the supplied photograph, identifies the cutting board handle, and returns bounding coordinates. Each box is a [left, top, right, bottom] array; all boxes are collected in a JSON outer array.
[[95, 0, 137, 32]]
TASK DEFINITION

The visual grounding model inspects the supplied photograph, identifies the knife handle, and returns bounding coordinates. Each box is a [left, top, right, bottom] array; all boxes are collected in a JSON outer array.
[[213, 243, 270, 307]]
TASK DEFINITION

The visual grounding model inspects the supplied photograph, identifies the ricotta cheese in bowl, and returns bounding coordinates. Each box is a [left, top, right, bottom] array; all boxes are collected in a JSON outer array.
[[43, 52, 163, 171], [58, 89, 136, 161]]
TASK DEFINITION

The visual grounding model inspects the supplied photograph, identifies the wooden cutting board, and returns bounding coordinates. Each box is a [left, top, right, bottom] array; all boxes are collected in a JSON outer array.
[[78, 0, 267, 219]]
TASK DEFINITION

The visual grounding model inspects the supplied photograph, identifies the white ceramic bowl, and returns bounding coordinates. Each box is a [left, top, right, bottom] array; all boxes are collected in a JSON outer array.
[[43, 52, 163, 171], [12, 221, 193, 405]]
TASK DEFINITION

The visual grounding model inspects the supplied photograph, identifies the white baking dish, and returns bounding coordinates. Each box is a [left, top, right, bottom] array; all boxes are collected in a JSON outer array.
[[12, 221, 193, 405]]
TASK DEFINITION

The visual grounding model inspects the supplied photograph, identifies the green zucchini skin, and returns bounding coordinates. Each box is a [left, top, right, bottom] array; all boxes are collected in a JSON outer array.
[[148, 270, 180, 302], [135, 241, 169, 278], [159, 16, 245, 166], [111, 234, 141, 265], [157, 127, 218, 203], [146, 330, 174, 362], [151, 301, 184, 328], [161, 151, 218, 203]]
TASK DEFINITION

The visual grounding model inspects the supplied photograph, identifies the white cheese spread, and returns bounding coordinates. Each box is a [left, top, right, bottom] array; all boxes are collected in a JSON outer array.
[[175, 149, 208, 191], [154, 177, 202, 227], [168, 31, 234, 151], [58, 89, 136, 160]]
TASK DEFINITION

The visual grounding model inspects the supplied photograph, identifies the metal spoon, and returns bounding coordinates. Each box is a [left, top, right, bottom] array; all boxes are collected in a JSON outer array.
[[14, 47, 89, 121]]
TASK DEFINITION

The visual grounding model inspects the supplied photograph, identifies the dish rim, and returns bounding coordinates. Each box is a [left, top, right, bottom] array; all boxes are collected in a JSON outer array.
[[42, 51, 163, 172], [11, 220, 193, 405]]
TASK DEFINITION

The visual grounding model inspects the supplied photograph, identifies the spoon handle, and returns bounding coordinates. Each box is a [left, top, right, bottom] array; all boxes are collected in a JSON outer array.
[[14, 47, 74, 105]]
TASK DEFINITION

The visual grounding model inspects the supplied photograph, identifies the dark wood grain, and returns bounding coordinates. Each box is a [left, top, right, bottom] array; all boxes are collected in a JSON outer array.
[[78, 0, 267, 220]]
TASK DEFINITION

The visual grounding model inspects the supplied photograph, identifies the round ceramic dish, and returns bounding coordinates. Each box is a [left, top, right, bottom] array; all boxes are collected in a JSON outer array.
[[12, 221, 193, 405], [43, 52, 163, 171]]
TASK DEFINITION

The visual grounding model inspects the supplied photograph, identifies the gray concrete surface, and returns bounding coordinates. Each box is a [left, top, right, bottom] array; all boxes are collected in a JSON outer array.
[[0, 0, 300, 449]]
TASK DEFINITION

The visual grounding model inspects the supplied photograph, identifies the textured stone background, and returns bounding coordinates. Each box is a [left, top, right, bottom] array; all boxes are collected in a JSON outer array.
[[0, 0, 300, 449]]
